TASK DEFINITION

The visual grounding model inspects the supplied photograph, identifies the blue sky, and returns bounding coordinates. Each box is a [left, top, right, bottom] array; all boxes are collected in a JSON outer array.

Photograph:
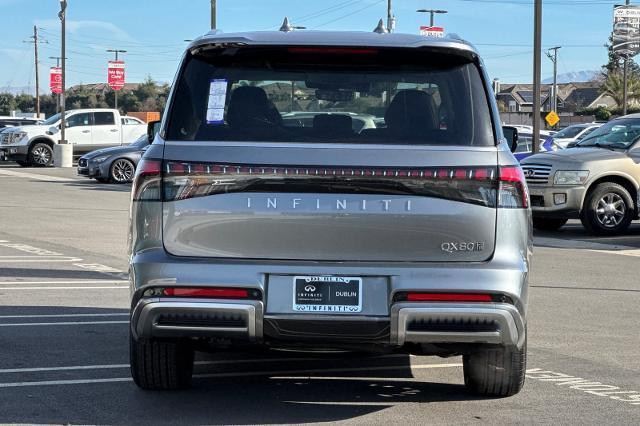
[[0, 0, 625, 93]]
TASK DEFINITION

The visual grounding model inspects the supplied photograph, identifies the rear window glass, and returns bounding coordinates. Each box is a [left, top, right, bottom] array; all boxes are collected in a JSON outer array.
[[166, 47, 494, 146]]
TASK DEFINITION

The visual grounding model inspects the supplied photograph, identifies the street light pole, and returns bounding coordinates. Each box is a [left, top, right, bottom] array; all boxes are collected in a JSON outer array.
[[416, 9, 448, 27], [532, 0, 542, 154], [59, 0, 67, 145], [106, 49, 126, 110]]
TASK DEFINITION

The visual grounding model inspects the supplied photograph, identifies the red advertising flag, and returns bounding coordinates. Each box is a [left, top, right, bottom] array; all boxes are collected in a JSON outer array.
[[50, 67, 62, 94], [107, 60, 125, 91], [419, 26, 445, 38]]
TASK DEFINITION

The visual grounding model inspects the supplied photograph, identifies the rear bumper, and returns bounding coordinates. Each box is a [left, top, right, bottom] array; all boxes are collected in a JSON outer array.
[[130, 297, 525, 349]]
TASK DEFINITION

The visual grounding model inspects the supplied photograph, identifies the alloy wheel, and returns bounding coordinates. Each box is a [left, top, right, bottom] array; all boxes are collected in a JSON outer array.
[[32, 146, 51, 166], [595, 193, 626, 228], [111, 159, 135, 183]]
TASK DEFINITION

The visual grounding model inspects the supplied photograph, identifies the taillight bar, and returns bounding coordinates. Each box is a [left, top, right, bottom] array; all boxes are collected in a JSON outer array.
[[164, 161, 497, 182]]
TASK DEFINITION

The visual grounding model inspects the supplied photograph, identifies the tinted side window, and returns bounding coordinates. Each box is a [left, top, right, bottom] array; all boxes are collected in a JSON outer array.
[[93, 112, 115, 126], [66, 113, 91, 128]]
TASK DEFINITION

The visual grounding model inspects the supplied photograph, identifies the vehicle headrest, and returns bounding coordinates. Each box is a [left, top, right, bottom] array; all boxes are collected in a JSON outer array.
[[227, 86, 282, 128], [384, 89, 438, 135]]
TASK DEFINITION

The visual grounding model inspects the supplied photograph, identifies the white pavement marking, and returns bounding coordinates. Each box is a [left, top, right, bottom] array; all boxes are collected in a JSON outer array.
[[0, 169, 79, 182], [0, 286, 127, 290], [0, 363, 461, 388], [0, 280, 128, 285], [527, 368, 640, 407], [0, 313, 128, 319], [0, 258, 83, 263], [0, 320, 128, 327], [0, 241, 63, 256]]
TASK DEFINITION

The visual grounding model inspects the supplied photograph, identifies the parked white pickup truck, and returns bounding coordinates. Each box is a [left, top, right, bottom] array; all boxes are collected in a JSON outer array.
[[0, 108, 146, 167]]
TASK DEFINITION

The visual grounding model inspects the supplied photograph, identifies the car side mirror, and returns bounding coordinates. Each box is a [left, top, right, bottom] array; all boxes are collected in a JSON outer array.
[[47, 126, 60, 135], [502, 126, 519, 153], [147, 120, 161, 144]]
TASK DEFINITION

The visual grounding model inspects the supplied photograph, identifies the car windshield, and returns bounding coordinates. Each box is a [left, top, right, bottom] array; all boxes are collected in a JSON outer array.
[[42, 113, 62, 126], [130, 135, 149, 148], [166, 47, 494, 146], [577, 118, 640, 149], [553, 125, 587, 139]]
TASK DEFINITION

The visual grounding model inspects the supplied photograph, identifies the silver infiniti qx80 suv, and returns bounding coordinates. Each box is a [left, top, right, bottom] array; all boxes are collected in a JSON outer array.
[[128, 30, 532, 396]]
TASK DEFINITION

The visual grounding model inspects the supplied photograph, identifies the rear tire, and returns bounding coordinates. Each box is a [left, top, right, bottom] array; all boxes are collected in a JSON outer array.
[[130, 334, 195, 390], [580, 183, 634, 236], [532, 217, 568, 231], [463, 340, 527, 397]]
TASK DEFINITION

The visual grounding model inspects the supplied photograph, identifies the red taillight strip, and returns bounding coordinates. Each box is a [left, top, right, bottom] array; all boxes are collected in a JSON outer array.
[[406, 293, 493, 302], [162, 287, 250, 299], [164, 162, 497, 182]]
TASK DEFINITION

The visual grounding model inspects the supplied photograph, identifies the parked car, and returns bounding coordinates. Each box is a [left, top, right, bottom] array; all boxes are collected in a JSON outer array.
[[281, 111, 377, 133], [522, 114, 640, 235], [0, 116, 41, 129], [549, 123, 602, 149], [77, 134, 150, 183], [128, 29, 530, 396], [513, 132, 557, 162], [505, 124, 555, 138], [0, 109, 146, 167]]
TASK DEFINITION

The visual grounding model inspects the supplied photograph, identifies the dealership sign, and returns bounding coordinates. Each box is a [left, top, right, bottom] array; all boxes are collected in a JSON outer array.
[[50, 67, 62, 94], [613, 4, 640, 58], [107, 60, 125, 90], [420, 26, 445, 38]]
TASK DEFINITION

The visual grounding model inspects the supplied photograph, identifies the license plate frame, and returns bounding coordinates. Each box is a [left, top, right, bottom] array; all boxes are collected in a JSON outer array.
[[293, 276, 362, 313]]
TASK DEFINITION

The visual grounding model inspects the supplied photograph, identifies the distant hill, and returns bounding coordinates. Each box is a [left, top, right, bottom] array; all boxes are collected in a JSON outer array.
[[543, 71, 599, 84]]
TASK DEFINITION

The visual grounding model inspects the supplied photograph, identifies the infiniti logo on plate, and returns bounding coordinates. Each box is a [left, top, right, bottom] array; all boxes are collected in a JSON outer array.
[[304, 285, 316, 292]]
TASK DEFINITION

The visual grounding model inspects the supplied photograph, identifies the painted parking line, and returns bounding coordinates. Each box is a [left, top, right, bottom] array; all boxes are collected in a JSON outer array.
[[0, 313, 128, 319], [0, 286, 127, 291], [0, 280, 128, 285], [0, 320, 128, 327], [527, 368, 640, 407], [0, 169, 80, 182], [0, 363, 461, 389], [0, 258, 83, 263]]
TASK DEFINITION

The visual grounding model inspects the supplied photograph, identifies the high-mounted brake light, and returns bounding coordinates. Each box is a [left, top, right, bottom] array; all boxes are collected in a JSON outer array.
[[132, 159, 161, 201], [287, 47, 379, 55], [498, 166, 529, 208]]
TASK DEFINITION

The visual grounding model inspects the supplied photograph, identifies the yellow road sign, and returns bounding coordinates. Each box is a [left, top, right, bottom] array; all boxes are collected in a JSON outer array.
[[545, 111, 560, 127]]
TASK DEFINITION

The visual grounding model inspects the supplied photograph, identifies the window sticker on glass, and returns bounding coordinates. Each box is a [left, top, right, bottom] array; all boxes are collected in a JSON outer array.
[[206, 79, 227, 125]]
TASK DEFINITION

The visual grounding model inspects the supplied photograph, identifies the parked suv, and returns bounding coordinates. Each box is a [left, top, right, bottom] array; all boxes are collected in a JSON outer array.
[[522, 114, 640, 235], [0, 109, 145, 167], [128, 30, 531, 396]]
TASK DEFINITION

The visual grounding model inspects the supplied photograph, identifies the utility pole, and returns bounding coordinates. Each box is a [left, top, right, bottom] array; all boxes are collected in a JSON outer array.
[[387, 0, 395, 32], [211, 0, 216, 29], [532, 0, 542, 153], [416, 9, 448, 27], [623, 0, 631, 116], [106, 49, 126, 110], [25, 26, 46, 117], [59, 0, 67, 145], [49, 56, 64, 113], [545, 46, 561, 114]]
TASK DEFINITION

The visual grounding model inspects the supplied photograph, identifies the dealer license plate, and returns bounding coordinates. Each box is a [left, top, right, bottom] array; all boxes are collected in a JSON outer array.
[[293, 276, 362, 313]]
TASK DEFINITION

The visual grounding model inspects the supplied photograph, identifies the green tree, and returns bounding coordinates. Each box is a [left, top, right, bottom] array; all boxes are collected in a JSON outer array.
[[600, 72, 640, 107], [0, 92, 17, 115]]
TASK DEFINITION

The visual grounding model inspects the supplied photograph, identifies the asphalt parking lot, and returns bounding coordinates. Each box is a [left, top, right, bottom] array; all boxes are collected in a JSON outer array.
[[0, 163, 638, 425]]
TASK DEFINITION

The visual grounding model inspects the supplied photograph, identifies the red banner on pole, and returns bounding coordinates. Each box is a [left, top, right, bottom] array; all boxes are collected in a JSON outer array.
[[50, 67, 62, 94], [108, 60, 125, 91]]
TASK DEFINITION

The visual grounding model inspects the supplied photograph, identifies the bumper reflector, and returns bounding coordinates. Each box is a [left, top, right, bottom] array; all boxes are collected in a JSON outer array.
[[405, 293, 493, 302], [162, 287, 250, 299]]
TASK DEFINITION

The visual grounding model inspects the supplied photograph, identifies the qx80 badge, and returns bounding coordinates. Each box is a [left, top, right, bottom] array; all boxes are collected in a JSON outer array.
[[441, 241, 486, 254]]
